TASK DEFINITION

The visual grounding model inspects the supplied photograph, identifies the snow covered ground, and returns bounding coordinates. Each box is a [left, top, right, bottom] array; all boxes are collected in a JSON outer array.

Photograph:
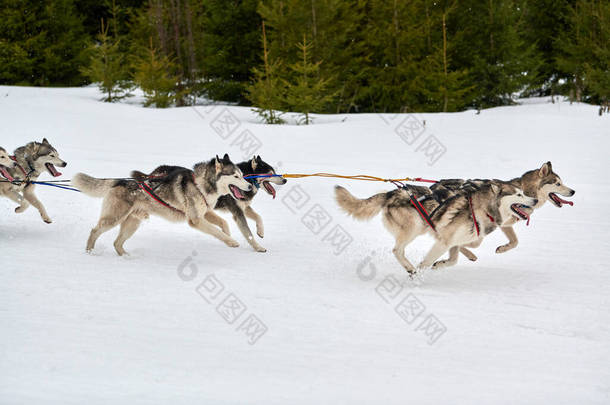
[[1, 85, 609, 404]]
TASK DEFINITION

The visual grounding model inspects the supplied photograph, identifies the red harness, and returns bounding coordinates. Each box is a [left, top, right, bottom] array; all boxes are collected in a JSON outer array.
[[409, 196, 436, 231], [9, 156, 28, 177], [468, 196, 495, 237], [137, 173, 209, 214], [138, 182, 184, 214]]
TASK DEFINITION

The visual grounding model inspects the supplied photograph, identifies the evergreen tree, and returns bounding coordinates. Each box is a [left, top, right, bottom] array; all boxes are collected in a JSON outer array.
[[283, 35, 336, 124], [416, 1, 473, 112], [80, 19, 131, 102], [258, 0, 369, 113], [557, 0, 610, 109], [133, 38, 178, 108], [451, 0, 542, 108], [246, 22, 285, 124], [0, 0, 89, 86], [201, 0, 261, 103], [523, 0, 572, 98], [357, 0, 429, 112]]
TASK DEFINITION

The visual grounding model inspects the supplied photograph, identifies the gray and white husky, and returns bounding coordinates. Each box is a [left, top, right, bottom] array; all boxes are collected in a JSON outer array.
[[336, 162, 574, 273], [131, 156, 286, 252], [73, 154, 252, 256], [0, 139, 68, 223], [336, 162, 575, 270], [418, 181, 537, 270]]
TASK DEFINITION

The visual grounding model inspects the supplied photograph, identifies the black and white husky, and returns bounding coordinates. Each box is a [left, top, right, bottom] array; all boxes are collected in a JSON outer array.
[[131, 155, 286, 253]]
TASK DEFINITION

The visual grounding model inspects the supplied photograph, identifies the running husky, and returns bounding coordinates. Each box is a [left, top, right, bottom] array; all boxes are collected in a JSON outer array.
[[0, 139, 68, 223], [132, 156, 286, 253], [336, 180, 536, 274], [336, 162, 574, 271], [73, 154, 252, 256], [418, 181, 537, 270]]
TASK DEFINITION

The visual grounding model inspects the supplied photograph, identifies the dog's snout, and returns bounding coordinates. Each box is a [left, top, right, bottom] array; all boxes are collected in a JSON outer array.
[[532, 198, 539, 205], [247, 184, 253, 191], [570, 189, 575, 196], [281, 178, 287, 185], [62, 162, 67, 167]]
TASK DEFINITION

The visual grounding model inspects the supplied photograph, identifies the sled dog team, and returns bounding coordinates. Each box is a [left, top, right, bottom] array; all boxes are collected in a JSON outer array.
[[1, 139, 575, 274]]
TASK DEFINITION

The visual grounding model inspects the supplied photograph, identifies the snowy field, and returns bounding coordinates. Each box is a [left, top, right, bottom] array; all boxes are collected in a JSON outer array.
[[1, 85, 609, 404]]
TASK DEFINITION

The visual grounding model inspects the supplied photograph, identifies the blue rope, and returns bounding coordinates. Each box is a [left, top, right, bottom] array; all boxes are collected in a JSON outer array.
[[30, 181, 81, 192], [243, 174, 283, 180]]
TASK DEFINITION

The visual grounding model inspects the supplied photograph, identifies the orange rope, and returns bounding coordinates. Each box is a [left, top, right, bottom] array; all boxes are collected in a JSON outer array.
[[280, 173, 437, 183]]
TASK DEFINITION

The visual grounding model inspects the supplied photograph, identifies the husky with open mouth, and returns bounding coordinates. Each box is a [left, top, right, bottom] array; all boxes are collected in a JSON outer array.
[[0, 139, 68, 223], [419, 181, 538, 270], [131, 155, 286, 252], [73, 154, 252, 256], [213, 155, 287, 252]]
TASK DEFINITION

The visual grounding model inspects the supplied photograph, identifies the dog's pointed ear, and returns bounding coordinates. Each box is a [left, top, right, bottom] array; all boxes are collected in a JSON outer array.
[[251, 155, 258, 170], [215, 155, 222, 174], [42, 138, 50, 145], [539, 161, 552, 177], [223, 153, 230, 162], [490, 183, 500, 194], [256, 155, 262, 163]]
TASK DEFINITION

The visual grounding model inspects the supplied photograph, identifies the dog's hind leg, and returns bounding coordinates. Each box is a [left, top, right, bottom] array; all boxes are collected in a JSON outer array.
[[113, 215, 142, 256], [433, 246, 459, 269], [20, 185, 51, 223], [419, 241, 449, 269], [87, 201, 132, 253], [459, 247, 478, 261], [245, 206, 264, 238], [496, 226, 518, 254], [204, 211, 231, 236]]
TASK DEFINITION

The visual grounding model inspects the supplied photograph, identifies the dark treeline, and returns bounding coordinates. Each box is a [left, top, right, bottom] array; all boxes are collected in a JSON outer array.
[[0, 0, 608, 118]]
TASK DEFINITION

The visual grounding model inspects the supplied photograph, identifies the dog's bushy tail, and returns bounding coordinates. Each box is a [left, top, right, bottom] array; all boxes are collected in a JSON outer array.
[[72, 173, 116, 198], [335, 186, 386, 220]]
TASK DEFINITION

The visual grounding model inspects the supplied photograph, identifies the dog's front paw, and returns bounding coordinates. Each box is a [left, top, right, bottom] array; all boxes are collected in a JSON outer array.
[[42, 216, 52, 224], [253, 244, 267, 253], [226, 239, 239, 248], [256, 227, 264, 238], [496, 244, 514, 254], [15, 205, 27, 213], [432, 260, 445, 269]]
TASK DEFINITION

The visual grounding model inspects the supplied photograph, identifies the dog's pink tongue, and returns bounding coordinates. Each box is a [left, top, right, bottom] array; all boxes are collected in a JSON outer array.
[[264, 182, 276, 199], [232, 186, 244, 199], [47, 163, 61, 177], [514, 205, 531, 226], [0, 166, 14, 182], [556, 195, 574, 206]]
